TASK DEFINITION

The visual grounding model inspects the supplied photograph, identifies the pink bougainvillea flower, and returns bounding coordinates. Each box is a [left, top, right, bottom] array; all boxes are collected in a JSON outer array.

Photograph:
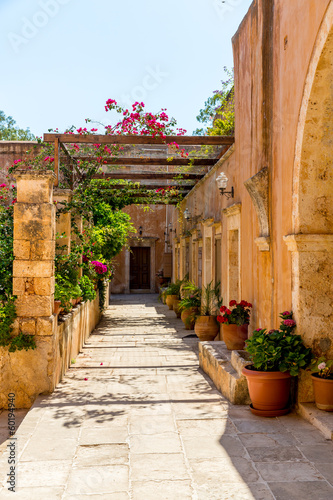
[[100, 362, 103, 366], [84, 378, 88, 381]]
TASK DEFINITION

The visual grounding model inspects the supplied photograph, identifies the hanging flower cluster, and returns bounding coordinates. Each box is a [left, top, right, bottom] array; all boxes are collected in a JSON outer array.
[[91, 261, 108, 275]]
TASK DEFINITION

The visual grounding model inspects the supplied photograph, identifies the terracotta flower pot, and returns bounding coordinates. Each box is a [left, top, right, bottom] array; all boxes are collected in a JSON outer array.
[[54, 300, 61, 316], [222, 324, 248, 350], [166, 295, 178, 310], [311, 374, 333, 411], [173, 299, 181, 318], [194, 316, 220, 341], [181, 307, 198, 330], [242, 365, 292, 411]]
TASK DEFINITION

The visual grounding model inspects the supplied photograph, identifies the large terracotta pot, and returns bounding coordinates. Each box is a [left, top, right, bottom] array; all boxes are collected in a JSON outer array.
[[173, 299, 181, 318], [242, 365, 292, 411], [311, 374, 333, 411], [181, 307, 198, 330], [223, 324, 248, 350], [166, 294, 178, 310], [194, 316, 219, 341]]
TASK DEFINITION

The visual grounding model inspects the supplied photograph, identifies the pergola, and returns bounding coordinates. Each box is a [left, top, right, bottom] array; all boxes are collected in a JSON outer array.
[[43, 133, 234, 203]]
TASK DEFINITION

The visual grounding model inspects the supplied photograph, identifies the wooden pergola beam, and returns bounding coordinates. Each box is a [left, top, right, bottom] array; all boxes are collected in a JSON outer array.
[[71, 157, 216, 166], [44, 133, 234, 146], [92, 172, 204, 180]]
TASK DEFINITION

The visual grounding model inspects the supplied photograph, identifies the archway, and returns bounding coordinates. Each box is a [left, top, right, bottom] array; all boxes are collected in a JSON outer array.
[[285, 3, 333, 401]]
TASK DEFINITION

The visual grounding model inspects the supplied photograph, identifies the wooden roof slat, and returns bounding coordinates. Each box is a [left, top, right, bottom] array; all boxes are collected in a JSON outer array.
[[92, 172, 204, 180], [70, 157, 216, 166], [44, 133, 234, 146]]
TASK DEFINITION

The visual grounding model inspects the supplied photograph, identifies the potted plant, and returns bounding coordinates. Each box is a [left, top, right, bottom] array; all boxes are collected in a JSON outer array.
[[179, 282, 201, 330], [78, 275, 97, 302], [164, 281, 182, 310], [242, 311, 312, 416], [310, 356, 333, 411], [217, 300, 252, 350], [194, 281, 222, 341]]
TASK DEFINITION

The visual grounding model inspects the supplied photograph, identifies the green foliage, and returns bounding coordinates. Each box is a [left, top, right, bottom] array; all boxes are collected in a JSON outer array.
[[91, 204, 136, 261], [200, 281, 222, 316], [0, 110, 35, 141], [97, 279, 107, 311], [164, 280, 183, 299], [0, 206, 14, 301], [54, 275, 82, 312], [310, 356, 333, 379], [179, 282, 201, 311], [0, 297, 36, 352], [79, 275, 96, 302], [245, 312, 312, 376], [194, 67, 234, 136]]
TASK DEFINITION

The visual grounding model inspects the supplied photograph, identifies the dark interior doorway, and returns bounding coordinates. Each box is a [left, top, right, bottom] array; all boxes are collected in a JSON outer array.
[[130, 247, 151, 290]]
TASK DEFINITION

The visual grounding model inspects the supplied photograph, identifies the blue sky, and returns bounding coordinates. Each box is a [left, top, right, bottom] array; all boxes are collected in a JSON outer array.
[[0, 0, 252, 137]]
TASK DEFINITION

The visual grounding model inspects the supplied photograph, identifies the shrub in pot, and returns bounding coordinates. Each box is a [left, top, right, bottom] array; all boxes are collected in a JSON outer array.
[[179, 282, 201, 330], [217, 300, 252, 350], [164, 280, 182, 310], [242, 311, 312, 416], [310, 356, 333, 411], [194, 281, 221, 341]]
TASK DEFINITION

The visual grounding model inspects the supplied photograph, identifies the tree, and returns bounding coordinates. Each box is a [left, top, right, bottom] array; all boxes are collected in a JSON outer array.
[[0, 110, 35, 140], [193, 67, 234, 136]]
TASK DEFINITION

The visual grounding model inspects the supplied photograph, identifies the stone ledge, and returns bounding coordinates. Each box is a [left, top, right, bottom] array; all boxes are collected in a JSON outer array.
[[298, 402, 333, 440], [198, 341, 251, 405]]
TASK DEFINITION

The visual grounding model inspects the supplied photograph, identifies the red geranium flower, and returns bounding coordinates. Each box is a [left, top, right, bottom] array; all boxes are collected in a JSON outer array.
[[229, 300, 237, 307]]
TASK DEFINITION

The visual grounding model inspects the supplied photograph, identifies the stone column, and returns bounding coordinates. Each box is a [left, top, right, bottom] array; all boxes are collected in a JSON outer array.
[[284, 233, 333, 402], [54, 188, 72, 255], [1, 171, 58, 408], [13, 171, 56, 330]]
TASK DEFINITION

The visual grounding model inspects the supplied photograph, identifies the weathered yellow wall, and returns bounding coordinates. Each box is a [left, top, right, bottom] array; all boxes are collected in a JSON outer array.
[[173, 0, 333, 401]]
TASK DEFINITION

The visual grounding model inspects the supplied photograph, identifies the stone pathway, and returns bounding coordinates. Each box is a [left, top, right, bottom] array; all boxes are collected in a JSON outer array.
[[0, 294, 333, 499]]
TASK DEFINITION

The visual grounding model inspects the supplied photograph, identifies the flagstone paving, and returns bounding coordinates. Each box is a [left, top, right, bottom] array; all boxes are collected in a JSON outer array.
[[0, 294, 333, 499]]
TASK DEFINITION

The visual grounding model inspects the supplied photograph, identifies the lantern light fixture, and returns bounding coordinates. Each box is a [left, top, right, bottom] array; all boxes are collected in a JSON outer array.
[[216, 172, 234, 199]]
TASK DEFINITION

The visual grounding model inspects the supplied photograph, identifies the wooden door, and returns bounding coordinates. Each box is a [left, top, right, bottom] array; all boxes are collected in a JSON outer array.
[[130, 247, 150, 289]]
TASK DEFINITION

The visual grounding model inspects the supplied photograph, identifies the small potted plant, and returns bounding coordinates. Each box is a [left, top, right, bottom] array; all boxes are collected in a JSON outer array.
[[310, 356, 333, 411], [242, 311, 312, 416], [179, 282, 201, 330], [194, 281, 222, 341], [217, 300, 252, 350], [164, 281, 182, 310]]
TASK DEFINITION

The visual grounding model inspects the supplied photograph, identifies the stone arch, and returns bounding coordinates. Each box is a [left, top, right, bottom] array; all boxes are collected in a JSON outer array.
[[293, 3, 333, 233], [286, 3, 333, 401]]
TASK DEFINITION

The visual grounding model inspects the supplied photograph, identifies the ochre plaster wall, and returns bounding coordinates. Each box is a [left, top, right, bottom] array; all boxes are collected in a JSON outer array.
[[172, 0, 333, 401]]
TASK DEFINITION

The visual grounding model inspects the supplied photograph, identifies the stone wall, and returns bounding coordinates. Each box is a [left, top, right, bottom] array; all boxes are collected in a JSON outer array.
[[0, 170, 105, 409]]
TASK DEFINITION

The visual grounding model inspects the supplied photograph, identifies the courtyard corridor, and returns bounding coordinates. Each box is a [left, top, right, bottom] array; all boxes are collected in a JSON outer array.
[[0, 295, 333, 499]]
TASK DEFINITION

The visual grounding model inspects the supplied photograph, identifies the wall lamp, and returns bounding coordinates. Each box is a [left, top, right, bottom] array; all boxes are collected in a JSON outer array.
[[184, 208, 191, 220], [216, 172, 234, 199]]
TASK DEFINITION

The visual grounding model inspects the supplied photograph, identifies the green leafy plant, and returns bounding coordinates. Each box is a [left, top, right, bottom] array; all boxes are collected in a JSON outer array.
[[179, 282, 201, 311], [200, 281, 222, 316], [79, 275, 96, 302], [217, 300, 252, 326], [164, 280, 183, 299], [245, 311, 312, 376], [310, 356, 333, 379], [54, 276, 81, 312]]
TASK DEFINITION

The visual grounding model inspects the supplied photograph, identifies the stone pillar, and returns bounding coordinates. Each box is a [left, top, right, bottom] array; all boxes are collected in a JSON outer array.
[[54, 188, 72, 255], [13, 171, 56, 325], [1, 170, 58, 408], [72, 214, 83, 277], [284, 234, 333, 402]]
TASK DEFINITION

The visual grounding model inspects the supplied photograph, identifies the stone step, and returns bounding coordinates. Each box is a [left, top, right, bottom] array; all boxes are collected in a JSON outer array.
[[298, 402, 333, 440], [198, 341, 251, 405]]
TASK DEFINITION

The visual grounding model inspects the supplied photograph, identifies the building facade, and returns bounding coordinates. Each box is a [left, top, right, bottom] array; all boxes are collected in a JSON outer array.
[[171, 0, 333, 402]]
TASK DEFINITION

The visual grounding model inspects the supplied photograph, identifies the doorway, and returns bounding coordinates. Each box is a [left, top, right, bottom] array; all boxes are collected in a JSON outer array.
[[130, 247, 151, 290]]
